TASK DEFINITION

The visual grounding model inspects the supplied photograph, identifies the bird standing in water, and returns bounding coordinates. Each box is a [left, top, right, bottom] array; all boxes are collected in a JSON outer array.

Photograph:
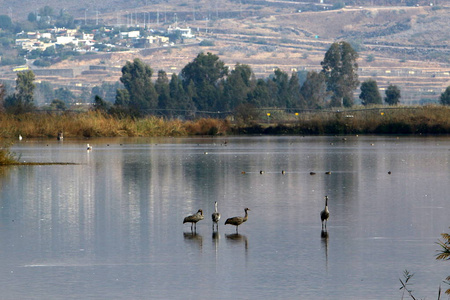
[[212, 201, 221, 231], [183, 209, 204, 232], [225, 208, 250, 233], [321, 196, 330, 230]]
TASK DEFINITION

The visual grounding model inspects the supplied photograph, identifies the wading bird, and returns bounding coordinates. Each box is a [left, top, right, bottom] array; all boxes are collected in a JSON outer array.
[[87, 144, 92, 150], [225, 208, 250, 233], [183, 209, 204, 232], [212, 202, 221, 231], [321, 196, 330, 230]]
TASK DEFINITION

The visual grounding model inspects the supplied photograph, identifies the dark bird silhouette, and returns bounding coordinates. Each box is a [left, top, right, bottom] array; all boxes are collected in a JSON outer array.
[[212, 201, 221, 231], [183, 209, 204, 232], [225, 208, 250, 233], [320, 196, 330, 230], [57, 131, 63, 141]]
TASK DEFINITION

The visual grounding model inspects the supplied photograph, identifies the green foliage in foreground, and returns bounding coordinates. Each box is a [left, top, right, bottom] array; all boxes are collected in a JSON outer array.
[[400, 228, 450, 299]]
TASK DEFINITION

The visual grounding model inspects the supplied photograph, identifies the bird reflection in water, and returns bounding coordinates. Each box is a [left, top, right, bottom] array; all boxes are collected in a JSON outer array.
[[321, 229, 329, 270], [225, 233, 248, 251], [212, 231, 220, 257], [183, 232, 203, 250]]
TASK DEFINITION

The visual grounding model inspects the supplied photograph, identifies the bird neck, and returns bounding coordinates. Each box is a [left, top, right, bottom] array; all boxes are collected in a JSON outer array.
[[214, 203, 218, 212], [243, 210, 248, 220]]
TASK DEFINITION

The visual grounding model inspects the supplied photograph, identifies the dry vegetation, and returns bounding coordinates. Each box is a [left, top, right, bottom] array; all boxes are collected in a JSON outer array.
[[0, 111, 231, 138], [3, 106, 450, 139]]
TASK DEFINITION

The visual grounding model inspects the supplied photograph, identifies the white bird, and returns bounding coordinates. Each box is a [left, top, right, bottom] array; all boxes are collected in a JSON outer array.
[[183, 209, 204, 232], [321, 196, 330, 230], [18, 134, 22, 141], [212, 201, 221, 231], [225, 208, 250, 233], [87, 144, 92, 150]]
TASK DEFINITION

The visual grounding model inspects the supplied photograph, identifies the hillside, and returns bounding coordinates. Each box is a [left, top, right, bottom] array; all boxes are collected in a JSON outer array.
[[0, 0, 449, 105]]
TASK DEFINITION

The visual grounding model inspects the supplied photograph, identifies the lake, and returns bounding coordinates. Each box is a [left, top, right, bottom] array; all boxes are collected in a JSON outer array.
[[1, 135, 449, 299]]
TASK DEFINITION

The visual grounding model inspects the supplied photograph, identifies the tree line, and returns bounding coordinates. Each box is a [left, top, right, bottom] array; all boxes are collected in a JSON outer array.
[[1, 41, 450, 118]]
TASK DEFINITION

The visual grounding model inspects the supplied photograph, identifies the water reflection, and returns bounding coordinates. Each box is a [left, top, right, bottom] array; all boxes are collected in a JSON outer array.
[[2, 136, 450, 299], [183, 232, 203, 250], [225, 233, 248, 251], [212, 231, 220, 241], [321, 229, 329, 270]]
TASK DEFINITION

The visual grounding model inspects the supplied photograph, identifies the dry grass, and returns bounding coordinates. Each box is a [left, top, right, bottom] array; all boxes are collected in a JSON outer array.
[[0, 142, 18, 165], [184, 118, 231, 135], [2, 106, 450, 139], [0, 112, 230, 138]]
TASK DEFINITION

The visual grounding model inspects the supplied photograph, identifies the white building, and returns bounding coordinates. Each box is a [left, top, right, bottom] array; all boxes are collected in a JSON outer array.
[[56, 36, 78, 45]]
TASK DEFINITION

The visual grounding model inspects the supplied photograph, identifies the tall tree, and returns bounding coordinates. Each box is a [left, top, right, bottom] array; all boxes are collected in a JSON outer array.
[[169, 73, 194, 113], [247, 79, 270, 108], [300, 71, 327, 109], [271, 68, 289, 107], [5, 70, 36, 114], [181, 52, 228, 112], [119, 58, 157, 115], [321, 41, 359, 107], [440, 86, 450, 106], [181, 52, 228, 87], [155, 70, 171, 112], [287, 72, 303, 109], [359, 79, 382, 106], [384, 84, 401, 106], [222, 63, 254, 111]]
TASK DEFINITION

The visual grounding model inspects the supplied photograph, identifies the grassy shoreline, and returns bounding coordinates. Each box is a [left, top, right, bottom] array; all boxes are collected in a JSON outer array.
[[1, 105, 450, 139]]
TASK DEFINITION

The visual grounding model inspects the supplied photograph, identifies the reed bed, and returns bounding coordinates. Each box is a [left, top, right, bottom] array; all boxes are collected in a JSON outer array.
[[0, 112, 229, 138], [2, 106, 450, 139], [235, 105, 450, 135]]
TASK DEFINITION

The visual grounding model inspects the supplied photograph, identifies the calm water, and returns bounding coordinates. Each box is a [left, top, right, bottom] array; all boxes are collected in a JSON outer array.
[[1, 136, 449, 299]]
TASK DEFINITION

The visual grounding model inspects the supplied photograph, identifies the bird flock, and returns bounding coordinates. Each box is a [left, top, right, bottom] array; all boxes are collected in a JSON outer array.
[[184, 196, 330, 235], [184, 203, 251, 234]]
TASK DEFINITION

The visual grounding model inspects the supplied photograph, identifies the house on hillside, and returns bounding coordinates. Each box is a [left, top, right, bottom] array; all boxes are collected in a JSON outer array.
[[119, 31, 140, 39], [134, 35, 169, 48], [167, 26, 195, 39], [56, 36, 78, 45]]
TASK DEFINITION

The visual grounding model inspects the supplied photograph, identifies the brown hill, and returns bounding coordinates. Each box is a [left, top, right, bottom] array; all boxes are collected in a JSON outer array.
[[1, 1, 449, 105]]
